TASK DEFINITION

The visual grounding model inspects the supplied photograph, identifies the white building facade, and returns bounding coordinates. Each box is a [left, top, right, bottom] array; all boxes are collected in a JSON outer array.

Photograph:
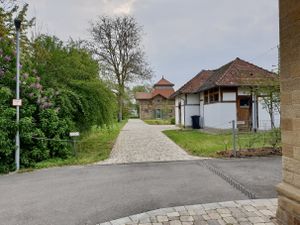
[[173, 58, 280, 130]]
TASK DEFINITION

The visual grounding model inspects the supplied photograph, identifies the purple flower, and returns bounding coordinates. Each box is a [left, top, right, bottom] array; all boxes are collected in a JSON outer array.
[[0, 70, 4, 77], [22, 73, 29, 79], [28, 93, 34, 98], [35, 83, 42, 90], [4, 55, 11, 62]]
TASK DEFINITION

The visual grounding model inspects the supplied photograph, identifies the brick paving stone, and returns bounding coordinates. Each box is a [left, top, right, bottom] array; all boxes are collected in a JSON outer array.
[[157, 216, 169, 222], [130, 213, 149, 222], [100, 199, 278, 225], [179, 211, 190, 216], [239, 222, 252, 225], [194, 221, 208, 225], [193, 215, 205, 221], [150, 217, 158, 223], [217, 219, 226, 225], [202, 203, 221, 210], [174, 207, 186, 212], [188, 210, 196, 216], [207, 220, 220, 225], [111, 217, 132, 225], [100, 119, 202, 164], [219, 201, 239, 208], [168, 217, 179, 221], [208, 213, 221, 220], [167, 212, 180, 217], [220, 213, 231, 218], [202, 215, 211, 220], [140, 218, 152, 223], [179, 216, 194, 222], [237, 217, 249, 222], [248, 216, 266, 223], [259, 209, 274, 216], [216, 208, 231, 214], [182, 222, 193, 225], [223, 216, 238, 224], [169, 221, 181, 225]]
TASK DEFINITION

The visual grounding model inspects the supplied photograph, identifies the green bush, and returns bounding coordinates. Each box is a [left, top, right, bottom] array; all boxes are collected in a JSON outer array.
[[0, 3, 117, 173], [170, 118, 175, 125]]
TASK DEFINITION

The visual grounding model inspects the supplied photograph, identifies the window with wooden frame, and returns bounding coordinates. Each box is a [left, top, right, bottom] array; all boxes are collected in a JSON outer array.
[[205, 88, 219, 104], [204, 91, 209, 104]]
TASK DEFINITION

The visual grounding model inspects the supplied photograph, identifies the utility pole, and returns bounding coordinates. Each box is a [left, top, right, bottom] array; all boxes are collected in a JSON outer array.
[[14, 18, 22, 171], [232, 120, 237, 157]]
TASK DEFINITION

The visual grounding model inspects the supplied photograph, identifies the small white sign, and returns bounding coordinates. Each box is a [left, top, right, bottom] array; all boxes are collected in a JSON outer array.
[[237, 121, 246, 125], [69, 132, 80, 137], [12, 99, 22, 106]]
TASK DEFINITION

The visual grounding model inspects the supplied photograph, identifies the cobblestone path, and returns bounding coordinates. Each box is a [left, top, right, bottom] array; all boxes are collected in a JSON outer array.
[[99, 199, 278, 225], [101, 119, 202, 164]]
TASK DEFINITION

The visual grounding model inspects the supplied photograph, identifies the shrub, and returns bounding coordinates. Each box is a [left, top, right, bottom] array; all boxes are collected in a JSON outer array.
[[170, 118, 175, 125]]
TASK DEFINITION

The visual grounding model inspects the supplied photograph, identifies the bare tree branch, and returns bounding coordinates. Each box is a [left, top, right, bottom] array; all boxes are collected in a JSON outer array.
[[90, 16, 152, 120]]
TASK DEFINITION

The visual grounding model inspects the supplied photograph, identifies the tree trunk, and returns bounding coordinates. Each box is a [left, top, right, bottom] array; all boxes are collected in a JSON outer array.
[[117, 85, 125, 122]]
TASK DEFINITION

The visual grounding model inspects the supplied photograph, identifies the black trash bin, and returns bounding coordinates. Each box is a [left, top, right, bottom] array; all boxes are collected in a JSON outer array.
[[191, 115, 200, 129]]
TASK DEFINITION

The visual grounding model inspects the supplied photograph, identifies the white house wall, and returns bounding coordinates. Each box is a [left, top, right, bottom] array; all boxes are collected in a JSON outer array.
[[175, 95, 186, 126], [175, 97, 180, 125], [186, 93, 200, 104], [203, 103, 236, 129], [184, 94, 200, 127], [223, 92, 236, 101], [184, 105, 200, 127]]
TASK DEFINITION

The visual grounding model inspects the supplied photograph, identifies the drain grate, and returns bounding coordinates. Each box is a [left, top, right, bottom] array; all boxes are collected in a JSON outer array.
[[201, 160, 257, 199]]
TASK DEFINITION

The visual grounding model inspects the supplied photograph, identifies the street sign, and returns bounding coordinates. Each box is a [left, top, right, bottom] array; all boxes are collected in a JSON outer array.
[[12, 99, 22, 106], [69, 132, 80, 137], [237, 121, 246, 125]]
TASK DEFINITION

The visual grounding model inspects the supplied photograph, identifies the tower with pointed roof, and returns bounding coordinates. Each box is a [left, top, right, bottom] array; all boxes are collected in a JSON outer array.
[[135, 77, 175, 120]]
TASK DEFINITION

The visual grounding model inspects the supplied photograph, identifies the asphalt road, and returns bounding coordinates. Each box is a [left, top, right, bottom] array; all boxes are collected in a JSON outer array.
[[0, 157, 281, 225]]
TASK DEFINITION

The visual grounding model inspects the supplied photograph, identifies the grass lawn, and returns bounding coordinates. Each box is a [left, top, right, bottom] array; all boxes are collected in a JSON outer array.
[[163, 129, 278, 157], [27, 120, 127, 171], [144, 119, 174, 125]]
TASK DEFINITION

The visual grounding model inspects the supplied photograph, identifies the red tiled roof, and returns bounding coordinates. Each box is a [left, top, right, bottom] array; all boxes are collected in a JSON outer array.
[[135, 89, 175, 100], [135, 92, 152, 100], [152, 89, 175, 99], [154, 77, 174, 86], [197, 58, 278, 92], [171, 70, 213, 97], [173, 58, 278, 96]]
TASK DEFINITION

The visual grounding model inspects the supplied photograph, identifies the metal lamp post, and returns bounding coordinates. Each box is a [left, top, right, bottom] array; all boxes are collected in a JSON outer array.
[[14, 18, 21, 171]]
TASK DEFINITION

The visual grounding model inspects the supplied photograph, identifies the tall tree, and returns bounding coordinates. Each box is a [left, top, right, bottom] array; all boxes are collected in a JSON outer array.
[[90, 16, 152, 121]]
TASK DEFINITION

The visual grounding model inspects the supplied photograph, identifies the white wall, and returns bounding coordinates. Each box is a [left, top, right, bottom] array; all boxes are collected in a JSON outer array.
[[175, 95, 185, 126], [223, 92, 236, 101], [257, 97, 280, 130], [184, 94, 200, 127], [185, 105, 200, 127], [175, 97, 180, 125], [186, 93, 200, 104], [200, 92, 204, 127], [203, 103, 236, 129]]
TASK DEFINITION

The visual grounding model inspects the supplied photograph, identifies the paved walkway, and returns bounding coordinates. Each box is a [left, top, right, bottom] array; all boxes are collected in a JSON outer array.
[[99, 199, 278, 225], [101, 119, 202, 164]]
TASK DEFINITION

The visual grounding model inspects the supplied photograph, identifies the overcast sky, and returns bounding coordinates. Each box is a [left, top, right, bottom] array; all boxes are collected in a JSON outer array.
[[24, 0, 279, 89]]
